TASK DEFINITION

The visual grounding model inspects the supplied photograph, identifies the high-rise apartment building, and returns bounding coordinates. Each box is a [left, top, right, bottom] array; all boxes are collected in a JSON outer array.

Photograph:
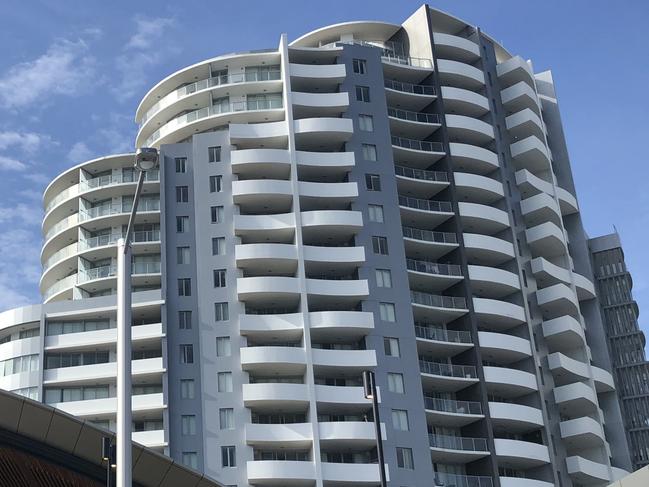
[[590, 233, 649, 472], [0, 4, 642, 486]]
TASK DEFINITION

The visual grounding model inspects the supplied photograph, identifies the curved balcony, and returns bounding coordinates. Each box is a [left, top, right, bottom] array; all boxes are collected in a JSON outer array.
[[237, 276, 301, 305], [293, 117, 353, 150], [381, 53, 434, 83], [291, 91, 349, 119], [458, 202, 509, 235], [314, 385, 371, 409], [437, 59, 485, 90], [414, 324, 473, 358], [398, 196, 453, 229], [43, 274, 77, 303], [573, 272, 596, 301], [247, 460, 315, 485], [560, 417, 606, 449], [489, 402, 543, 433], [321, 462, 383, 485], [515, 169, 554, 198], [231, 148, 291, 179], [394, 165, 449, 198], [468, 265, 520, 299], [463, 233, 514, 265], [235, 243, 298, 275], [433, 33, 480, 62], [592, 366, 615, 393], [308, 310, 374, 340], [547, 352, 589, 386], [472, 298, 526, 330], [41, 241, 78, 279], [510, 136, 551, 173], [245, 422, 312, 449], [289, 62, 346, 91], [240, 313, 304, 341], [445, 114, 495, 145], [536, 283, 579, 319], [441, 86, 489, 117], [384, 79, 436, 111], [296, 149, 356, 181], [311, 348, 377, 373], [500, 479, 553, 487], [307, 278, 368, 309], [43, 357, 164, 386], [424, 396, 483, 427], [494, 439, 550, 469], [233, 179, 293, 213], [299, 181, 358, 210], [387, 107, 441, 138], [525, 222, 567, 258], [556, 186, 579, 215], [402, 226, 458, 259], [242, 383, 309, 410], [435, 473, 494, 487], [478, 331, 532, 364], [483, 366, 538, 398], [301, 210, 363, 244], [234, 212, 295, 243], [566, 456, 610, 484], [143, 98, 285, 147], [554, 382, 598, 417], [50, 393, 165, 419], [520, 192, 561, 227], [428, 433, 489, 463], [530, 256, 571, 287], [453, 172, 504, 204], [506, 108, 545, 141], [500, 81, 540, 115], [303, 245, 365, 273], [496, 56, 535, 89], [43, 213, 79, 250], [0, 336, 40, 363], [542, 315, 585, 352], [230, 120, 288, 149], [407, 259, 463, 292], [44, 323, 163, 351], [419, 359, 477, 392], [391, 136, 445, 166], [319, 421, 377, 449], [411, 291, 468, 324], [241, 346, 307, 375], [449, 142, 499, 174]]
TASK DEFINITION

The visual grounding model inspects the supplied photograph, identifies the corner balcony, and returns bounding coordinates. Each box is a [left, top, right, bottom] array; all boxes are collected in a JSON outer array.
[[553, 382, 598, 417], [510, 136, 551, 173], [391, 136, 445, 166], [394, 165, 449, 199], [536, 283, 579, 319], [411, 291, 468, 324], [463, 234, 515, 265], [530, 257, 571, 287], [478, 331, 532, 364], [468, 265, 520, 299], [387, 107, 441, 138], [547, 352, 589, 386], [505, 108, 545, 141], [496, 56, 535, 89], [445, 114, 495, 145], [440, 86, 489, 117], [291, 91, 349, 119], [402, 226, 458, 259], [520, 192, 562, 227], [231, 148, 291, 179], [308, 311, 374, 341], [489, 402, 543, 433], [494, 439, 550, 469], [407, 259, 463, 293], [414, 324, 473, 358], [424, 396, 483, 427], [241, 346, 307, 375], [483, 366, 538, 398], [428, 433, 489, 463], [566, 456, 610, 484], [450, 144, 499, 178], [458, 202, 509, 235], [525, 222, 567, 258], [556, 186, 579, 215], [242, 383, 309, 411], [573, 272, 596, 301], [384, 79, 436, 111], [515, 169, 554, 198], [472, 298, 526, 330], [541, 315, 586, 352], [433, 33, 480, 62], [592, 366, 615, 393], [560, 417, 606, 450], [419, 359, 478, 392], [437, 59, 485, 90], [453, 172, 504, 204], [289, 62, 346, 91], [500, 81, 540, 115], [398, 196, 453, 229]]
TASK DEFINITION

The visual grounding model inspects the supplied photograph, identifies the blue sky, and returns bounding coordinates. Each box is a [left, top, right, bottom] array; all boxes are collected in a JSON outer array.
[[0, 1, 647, 335]]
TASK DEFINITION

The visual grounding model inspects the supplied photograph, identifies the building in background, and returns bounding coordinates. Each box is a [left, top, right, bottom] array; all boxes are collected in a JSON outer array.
[[590, 233, 649, 471], [0, 4, 644, 486]]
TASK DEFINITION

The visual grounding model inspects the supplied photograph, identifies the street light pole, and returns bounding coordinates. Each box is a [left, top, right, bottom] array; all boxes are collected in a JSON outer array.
[[363, 370, 387, 487], [116, 148, 159, 487]]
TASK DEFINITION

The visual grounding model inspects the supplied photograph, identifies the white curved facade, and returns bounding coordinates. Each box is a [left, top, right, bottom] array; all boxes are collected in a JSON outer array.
[[0, 4, 635, 487]]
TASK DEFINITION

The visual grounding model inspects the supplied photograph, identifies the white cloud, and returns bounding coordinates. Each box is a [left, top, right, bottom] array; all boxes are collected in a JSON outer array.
[[0, 227, 43, 310], [0, 131, 52, 153], [126, 18, 173, 50], [0, 38, 98, 109], [67, 141, 94, 163], [0, 202, 42, 225], [0, 155, 27, 171]]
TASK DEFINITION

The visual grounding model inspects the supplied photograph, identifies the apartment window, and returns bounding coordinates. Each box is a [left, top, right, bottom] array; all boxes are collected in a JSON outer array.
[[365, 173, 381, 191], [352, 58, 367, 74], [522, 269, 528, 287], [176, 186, 189, 203], [388, 373, 405, 393], [182, 452, 198, 469], [180, 344, 194, 364], [215, 302, 229, 321], [213, 269, 227, 287], [362, 144, 377, 161], [372, 236, 389, 255], [368, 204, 384, 223], [212, 237, 226, 255], [220, 408, 235, 430], [176, 216, 189, 233], [376, 269, 392, 288], [181, 415, 196, 436], [384, 337, 400, 357], [178, 278, 191, 296], [221, 446, 236, 467], [177, 246, 190, 264], [175, 157, 187, 173], [379, 302, 396, 322], [178, 311, 192, 329], [396, 447, 414, 469], [506, 180, 512, 197], [517, 238, 523, 257], [392, 409, 409, 431], [216, 337, 231, 357], [208, 146, 222, 163], [218, 372, 233, 392], [358, 114, 374, 132], [356, 85, 370, 102], [211, 205, 224, 223], [209, 175, 223, 193], [180, 379, 195, 399]]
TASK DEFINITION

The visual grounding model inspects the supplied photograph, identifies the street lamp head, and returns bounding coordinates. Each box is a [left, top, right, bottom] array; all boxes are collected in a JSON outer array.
[[134, 147, 159, 172]]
